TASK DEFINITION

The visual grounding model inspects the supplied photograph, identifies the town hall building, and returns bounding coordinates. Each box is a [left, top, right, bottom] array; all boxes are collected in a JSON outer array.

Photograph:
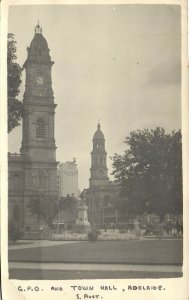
[[8, 24, 58, 228]]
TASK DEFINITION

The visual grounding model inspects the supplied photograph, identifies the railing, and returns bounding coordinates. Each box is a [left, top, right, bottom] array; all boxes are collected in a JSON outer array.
[[8, 152, 24, 160]]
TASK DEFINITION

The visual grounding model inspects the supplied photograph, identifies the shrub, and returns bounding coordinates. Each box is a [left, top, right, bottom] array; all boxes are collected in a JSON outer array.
[[94, 229, 100, 235], [87, 231, 98, 242], [24, 225, 31, 232], [119, 229, 127, 234], [67, 224, 73, 230], [8, 220, 24, 243], [75, 229, 83, 234]]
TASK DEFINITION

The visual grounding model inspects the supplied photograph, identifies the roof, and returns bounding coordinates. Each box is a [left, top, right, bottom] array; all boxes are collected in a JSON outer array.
[[24, 24, 52, 66], [30, 32, 48, 50], [93, 123, 105, 140]]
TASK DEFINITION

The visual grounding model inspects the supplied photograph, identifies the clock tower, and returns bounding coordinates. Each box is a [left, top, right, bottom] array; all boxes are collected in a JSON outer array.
[[85, 123, 118, 227], [89, 123, 109, 188], [20, 24, 58, 224]]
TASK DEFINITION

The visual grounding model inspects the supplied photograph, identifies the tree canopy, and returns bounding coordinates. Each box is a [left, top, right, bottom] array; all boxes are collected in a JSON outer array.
[[111, 127, 182, 220], [28, 192, 60, 228], [59, 194, 78, 212], [28, 193, 77, 228], [8, 33, 24, 133]]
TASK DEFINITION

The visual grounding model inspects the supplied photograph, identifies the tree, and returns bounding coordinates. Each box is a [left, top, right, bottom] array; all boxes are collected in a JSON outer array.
[[58, 195, 77, 225], [111, 127, 182, 220], [8, 220, 24, 243], [87, 231, 98, 242], [28, 192, 60, 229], [28, 192, 78, 230], [8, 33, 24, 133], [59, 194, 77, 211]]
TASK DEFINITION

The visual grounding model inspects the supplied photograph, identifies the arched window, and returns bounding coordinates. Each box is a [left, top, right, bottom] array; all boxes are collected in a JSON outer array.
[[94, 157, 98, 166], [36, 47, 42, 57], [37, 170, 46, 188], [12, 174, 21, 190], [13, 205, 20, 221], [104, 195, 110, 207], [36, 119, 45, 138]]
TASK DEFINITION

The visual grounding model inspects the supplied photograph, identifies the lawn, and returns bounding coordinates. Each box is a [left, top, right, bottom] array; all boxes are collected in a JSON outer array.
[[9, 269, 182, 280], [9, 241, 33, 247], [9, 240, 182, 265]]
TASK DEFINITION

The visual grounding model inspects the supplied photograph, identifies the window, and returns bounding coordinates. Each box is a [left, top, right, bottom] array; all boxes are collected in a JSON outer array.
[[94, 157, 98, 166], [12, 174, 21, 190], [37, 48, 42, 57], [37, 170, 46, 188], [13, 205, 20, 221], [104, 195, 110, 207], [36, 119, 45, 138]]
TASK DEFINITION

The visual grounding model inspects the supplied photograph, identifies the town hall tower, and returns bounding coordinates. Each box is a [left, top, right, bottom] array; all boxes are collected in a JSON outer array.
[[89, 123, 109, 188], [86, 123, 118, 228]]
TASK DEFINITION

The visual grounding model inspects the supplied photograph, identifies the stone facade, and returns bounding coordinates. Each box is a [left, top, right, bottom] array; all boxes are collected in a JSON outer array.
[[8, 153, 25, 226], [8, 24, 58, 228]]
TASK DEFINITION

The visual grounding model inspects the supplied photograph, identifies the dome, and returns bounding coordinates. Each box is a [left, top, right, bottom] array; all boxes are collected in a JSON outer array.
[[30, 31, 48, 50], [30, 24, 48, 47], [23, 24, 52, 66], [93, 123, 105, 140]]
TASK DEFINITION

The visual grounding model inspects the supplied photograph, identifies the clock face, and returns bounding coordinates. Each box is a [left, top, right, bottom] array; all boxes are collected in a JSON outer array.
[[36, 76, 44, 85]]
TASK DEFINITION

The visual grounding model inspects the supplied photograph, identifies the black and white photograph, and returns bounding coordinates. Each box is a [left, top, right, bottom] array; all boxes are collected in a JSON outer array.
[[2, 1, 187, 287]]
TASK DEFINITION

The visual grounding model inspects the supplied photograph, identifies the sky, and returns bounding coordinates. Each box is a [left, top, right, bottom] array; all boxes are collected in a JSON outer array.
[[8, 4, 181, 190]]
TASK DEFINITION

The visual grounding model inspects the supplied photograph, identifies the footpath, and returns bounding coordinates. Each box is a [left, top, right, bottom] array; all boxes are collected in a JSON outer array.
[[8, 240, 80, 250]]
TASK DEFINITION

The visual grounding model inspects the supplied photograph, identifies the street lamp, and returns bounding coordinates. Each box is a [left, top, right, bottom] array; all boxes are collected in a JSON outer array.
[[145, 201, 150, 223]]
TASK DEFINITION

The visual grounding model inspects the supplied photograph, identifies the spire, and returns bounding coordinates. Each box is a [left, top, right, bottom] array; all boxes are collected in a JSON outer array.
[[23, 23, 52, 68], [97, 118, 101, 129], [35, 23, 42, 34], [93, 121, 104, 140], [35, 5, 42, 34]]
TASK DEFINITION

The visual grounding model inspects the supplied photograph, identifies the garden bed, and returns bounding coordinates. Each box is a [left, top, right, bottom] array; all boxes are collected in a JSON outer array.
[[50, 231, 139, 241]]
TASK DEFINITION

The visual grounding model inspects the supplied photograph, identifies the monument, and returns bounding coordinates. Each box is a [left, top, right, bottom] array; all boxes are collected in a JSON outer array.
[[75, 190, 91, 233]]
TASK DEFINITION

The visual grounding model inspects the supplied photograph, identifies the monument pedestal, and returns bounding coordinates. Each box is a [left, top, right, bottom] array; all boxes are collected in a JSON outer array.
[[75, 204, 91, 233]]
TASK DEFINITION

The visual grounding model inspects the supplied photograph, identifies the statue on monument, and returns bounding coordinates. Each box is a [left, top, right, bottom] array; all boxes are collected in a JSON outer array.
[[75, 189, 91, 233]]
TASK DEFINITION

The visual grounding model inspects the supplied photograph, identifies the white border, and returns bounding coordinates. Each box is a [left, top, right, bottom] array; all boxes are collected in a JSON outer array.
[[1, 1, 188, 300]]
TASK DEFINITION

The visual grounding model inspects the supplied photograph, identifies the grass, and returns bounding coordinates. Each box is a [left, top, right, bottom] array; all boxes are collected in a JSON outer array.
[[9, 269, 182, 280], [9, 240, 182, 265], [8, 241, 33, 246]]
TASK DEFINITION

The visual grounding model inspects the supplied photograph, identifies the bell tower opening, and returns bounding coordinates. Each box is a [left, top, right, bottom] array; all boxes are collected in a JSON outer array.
[[36, 118, 45, 138]]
